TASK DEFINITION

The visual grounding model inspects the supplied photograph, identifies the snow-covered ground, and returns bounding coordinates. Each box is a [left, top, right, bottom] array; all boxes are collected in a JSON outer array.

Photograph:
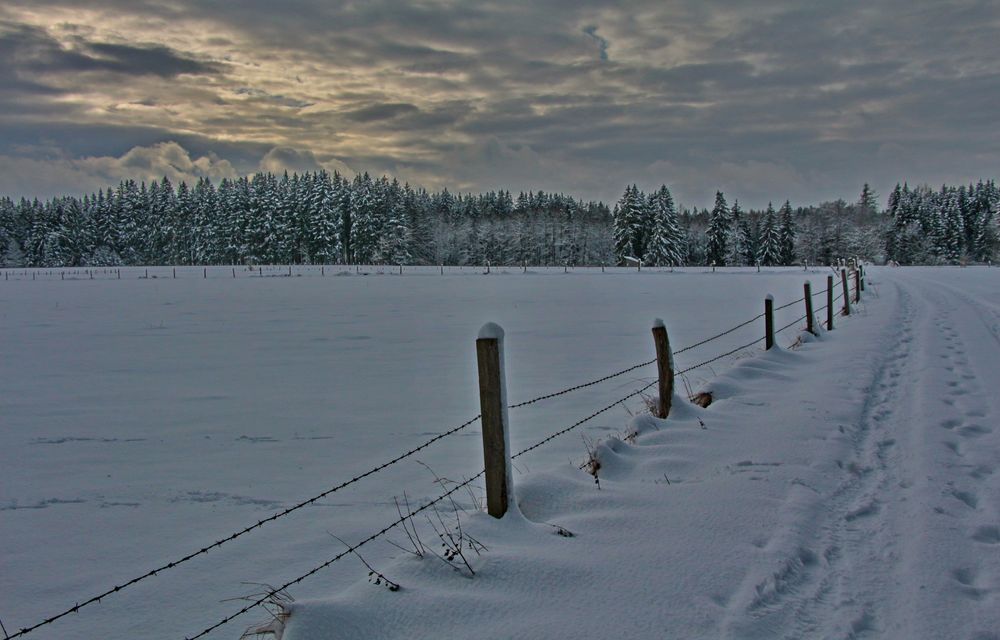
[[2, 266, 998, 639]]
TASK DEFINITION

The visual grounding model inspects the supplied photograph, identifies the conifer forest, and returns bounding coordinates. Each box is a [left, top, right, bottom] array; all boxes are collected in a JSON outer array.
[[0, 173, 996, 268]]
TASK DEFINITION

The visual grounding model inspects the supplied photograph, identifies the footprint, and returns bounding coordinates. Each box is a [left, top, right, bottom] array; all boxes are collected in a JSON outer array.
[[952, 567, 989, 599], [970, 465, 994, 480], [941, 418, 961, 430], [953, 567, 977, 586], [957, 424, 992, 438], [971, 525, 1000, 544], [951, 489, 978, 509]]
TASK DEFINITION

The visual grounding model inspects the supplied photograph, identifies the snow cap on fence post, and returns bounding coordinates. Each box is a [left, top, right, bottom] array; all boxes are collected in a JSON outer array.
[[476, 322, 517, 518], [651, 318, 674, 419]]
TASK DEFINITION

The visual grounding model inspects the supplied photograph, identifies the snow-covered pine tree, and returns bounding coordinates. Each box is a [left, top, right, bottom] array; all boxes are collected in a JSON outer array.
[[612, 184, 648, 264], [778, 200, 796, 265], [705, 191, 729, 266], [644, 185, 685, 266], [757, 202, 781, 266]]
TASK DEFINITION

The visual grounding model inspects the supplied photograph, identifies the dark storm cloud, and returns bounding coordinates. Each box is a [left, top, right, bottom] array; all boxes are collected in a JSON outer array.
[[0, 21, 222, 79], [342, 103, 420, 123], [1, 0, 998, 206]]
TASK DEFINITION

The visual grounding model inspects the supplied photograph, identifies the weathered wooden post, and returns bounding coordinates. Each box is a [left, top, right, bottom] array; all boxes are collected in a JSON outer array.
[[651, 319, 674, 419], [232, 267, 236, 278], [765, 295, 775, 350], [602, 262, 605, 273], [756, 260, 761, 273], [204, 267, 207, 279], [841, 268, 851, 316], [117, 268, 121, 280], [486, 260, 491, 275], [827, 275, 834, 330], [145, 268, 148, 279], [476, 323, 514, 519], [173, 267, 176, 279], [711, 261, 716, 273], [804, 281, 816, 335], [859, 264, 865, 292], [399, 264, 403, 275], [854, 268, 861, 303]]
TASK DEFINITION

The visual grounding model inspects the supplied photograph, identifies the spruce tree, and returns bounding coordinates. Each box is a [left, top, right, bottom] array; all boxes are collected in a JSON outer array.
[[644, 185, 685, 266], [778, 200, 796, 265], [705, 191, 729, 266]]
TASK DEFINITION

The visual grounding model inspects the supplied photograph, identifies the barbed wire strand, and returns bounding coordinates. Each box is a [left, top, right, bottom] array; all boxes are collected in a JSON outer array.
[[509, 359, 656, 408], [9, 286, 853, 639], [182, 471, 486, 640], [2, 413, 482, 640]]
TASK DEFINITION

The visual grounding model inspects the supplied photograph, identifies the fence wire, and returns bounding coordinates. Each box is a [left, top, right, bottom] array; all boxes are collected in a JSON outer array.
[[2, 413, 482, 640], [10, 273, 865, 640]]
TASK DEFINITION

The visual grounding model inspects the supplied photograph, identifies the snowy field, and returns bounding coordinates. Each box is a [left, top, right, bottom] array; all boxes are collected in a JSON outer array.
[[2, 266, 998, 639]]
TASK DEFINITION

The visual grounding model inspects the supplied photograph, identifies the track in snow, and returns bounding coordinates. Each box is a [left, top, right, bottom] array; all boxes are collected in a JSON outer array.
[[724, 271, 1000, 639]]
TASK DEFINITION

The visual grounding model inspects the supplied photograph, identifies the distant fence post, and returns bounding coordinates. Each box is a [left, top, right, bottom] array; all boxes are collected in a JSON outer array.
[[173, 267, 176, 279], [476, 323, 514, 519], [651, 319, 674, 419], [827, 275, 834, 330], [841, 268, 851, 316], [765, 295, 775, 350], [804, 281, 816, 335]]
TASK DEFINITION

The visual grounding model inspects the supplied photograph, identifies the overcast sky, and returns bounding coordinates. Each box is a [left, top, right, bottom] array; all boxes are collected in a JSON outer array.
[[1, 1, 997, 208]]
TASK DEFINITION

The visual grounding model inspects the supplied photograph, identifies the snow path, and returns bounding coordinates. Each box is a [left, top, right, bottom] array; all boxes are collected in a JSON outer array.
[[287, 269, 1000, 640], [721, 273, 1000, 639]]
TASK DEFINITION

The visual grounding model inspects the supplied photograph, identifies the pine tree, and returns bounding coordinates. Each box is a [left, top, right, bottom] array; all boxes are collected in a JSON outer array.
[[778, 200, 796, 265], [859, 183, 878, 214], [644, 185, 685, 266], [705, 191, 729, 266], [612, 185, 647, 264], [757, 202, 780, 266]]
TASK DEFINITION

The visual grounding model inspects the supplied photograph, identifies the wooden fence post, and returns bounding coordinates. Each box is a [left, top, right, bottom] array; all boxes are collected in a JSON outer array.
[[841, 268, 851, 316], [854, 269, 861, 302], [765, 295, 775, 350], [804, 281, 816, 335], [232, 267, 236, 278], [652, 319, 674, 419], [827, 275, 834, 330], [173, 267, 176, 279], [859, 265, 865, 292], [476, 323, 514, 519]]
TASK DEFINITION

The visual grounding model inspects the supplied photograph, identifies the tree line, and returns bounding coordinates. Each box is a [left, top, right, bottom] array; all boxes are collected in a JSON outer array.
[[0, 172, 996, 268]]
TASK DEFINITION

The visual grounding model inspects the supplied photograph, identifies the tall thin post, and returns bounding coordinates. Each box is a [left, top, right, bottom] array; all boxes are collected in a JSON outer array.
[[827, 275, 834, 330], [476, 323, 514, 519], [651, 319, 674, 419], [173, 267, 176, 279], [765, 295, 775, 350], [854, 269, 861, 302], [841, 268, 851, 316], [399, 264, 403, 275], [232, 267, 236, 278], [804, 281, 816, 335], [859, 265, 865, 292], [204, 267, 207, 279]]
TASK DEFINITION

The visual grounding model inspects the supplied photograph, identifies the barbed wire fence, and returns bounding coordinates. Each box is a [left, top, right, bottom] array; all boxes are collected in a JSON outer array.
[[5, 270, 868, 640]]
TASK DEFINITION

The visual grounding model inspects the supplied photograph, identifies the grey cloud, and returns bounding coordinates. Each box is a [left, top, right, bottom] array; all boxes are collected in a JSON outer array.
[[0, 21, 222, 79], [1, 0, 999, 208], [342, 103, 420, 123]]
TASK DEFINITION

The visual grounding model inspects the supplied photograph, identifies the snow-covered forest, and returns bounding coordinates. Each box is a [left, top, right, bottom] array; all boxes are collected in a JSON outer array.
[[0, 173, 996, 268]]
